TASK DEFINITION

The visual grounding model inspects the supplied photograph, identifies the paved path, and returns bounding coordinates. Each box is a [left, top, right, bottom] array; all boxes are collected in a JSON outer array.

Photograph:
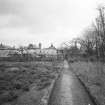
[[48, 61, 94, 105]]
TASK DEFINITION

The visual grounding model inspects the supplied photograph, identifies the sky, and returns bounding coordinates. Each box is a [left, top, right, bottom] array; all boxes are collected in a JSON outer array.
[[0, 0, 104, 48]]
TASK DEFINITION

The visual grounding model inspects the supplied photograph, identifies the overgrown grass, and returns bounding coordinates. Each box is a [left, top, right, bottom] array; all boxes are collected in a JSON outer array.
[[0, 61, 62, 105], [70, 61, 105, 105]]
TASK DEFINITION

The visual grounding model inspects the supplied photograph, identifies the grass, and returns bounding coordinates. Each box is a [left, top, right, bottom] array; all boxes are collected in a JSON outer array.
[[0, 61, 62, 105], [70, 61, 105, 105]]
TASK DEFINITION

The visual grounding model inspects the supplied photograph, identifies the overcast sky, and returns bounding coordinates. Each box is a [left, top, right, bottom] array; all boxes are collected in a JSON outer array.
[[0, 0, 104, 48]]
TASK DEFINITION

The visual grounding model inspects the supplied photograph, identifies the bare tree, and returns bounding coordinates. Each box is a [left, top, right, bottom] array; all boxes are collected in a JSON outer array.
[[78, 28, 96, 56], [92, 6, 105, 61]]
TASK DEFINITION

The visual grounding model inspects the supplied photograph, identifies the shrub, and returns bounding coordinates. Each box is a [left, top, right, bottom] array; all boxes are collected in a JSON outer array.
[[22, 85, 29, 91], [13, 82, 22, 90]]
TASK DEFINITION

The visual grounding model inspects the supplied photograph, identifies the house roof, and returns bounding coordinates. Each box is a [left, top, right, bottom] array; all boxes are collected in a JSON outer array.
[[43, 44, 56, 50]]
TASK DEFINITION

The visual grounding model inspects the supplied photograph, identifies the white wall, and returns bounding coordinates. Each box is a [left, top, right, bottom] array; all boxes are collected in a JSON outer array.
[[42, 48, 57, 55]]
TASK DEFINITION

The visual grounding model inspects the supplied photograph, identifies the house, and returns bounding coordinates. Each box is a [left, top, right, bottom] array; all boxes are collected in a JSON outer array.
[[0, 43, 21, 57], [0, 49, 10, 57], [42, 44, 57, 56], [26, 43, 42, 56], [0, 43, 12, 57], [0, 43, 58, 58], [27, 48, 41, 56], [27, 44, 57, 57]]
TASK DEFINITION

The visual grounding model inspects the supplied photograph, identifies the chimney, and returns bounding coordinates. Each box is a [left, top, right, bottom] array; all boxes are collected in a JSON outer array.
[[39, 43, 42, 49]]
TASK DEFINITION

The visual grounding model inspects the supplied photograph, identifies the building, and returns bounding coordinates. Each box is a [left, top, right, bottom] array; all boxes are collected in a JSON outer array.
[[42, 44, 57, 56], [0, 43, 15, 57], [27, 44, 57, 56], [0, 49, 10, 57], [26, 43, 42, 56], [0, 43, 58, 58]]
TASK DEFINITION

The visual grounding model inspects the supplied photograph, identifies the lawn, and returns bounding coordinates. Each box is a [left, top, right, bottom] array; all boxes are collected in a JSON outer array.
[[70, 61, 105, 105]]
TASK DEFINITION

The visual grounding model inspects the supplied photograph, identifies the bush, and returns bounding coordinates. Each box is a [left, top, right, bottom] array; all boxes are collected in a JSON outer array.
[[0, 91, 18, 104], [13, 82, 22, 90], [22, 85, 29, 91]]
